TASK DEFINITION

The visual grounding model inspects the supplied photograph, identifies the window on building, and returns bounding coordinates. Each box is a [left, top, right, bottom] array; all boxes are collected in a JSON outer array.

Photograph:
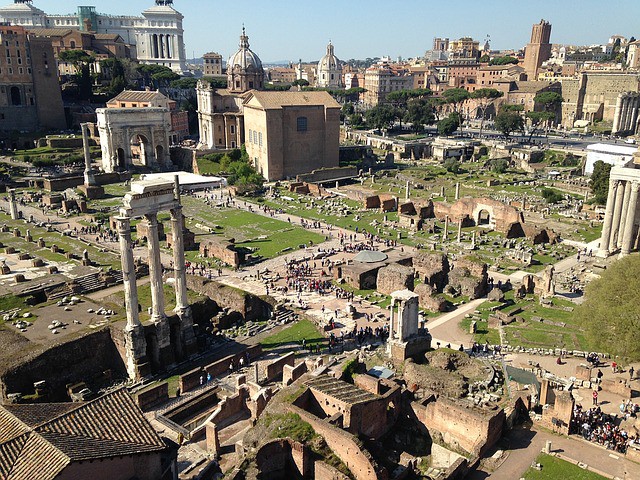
[[259, 132, 262, 147], [18, 67, 22, 74], [230, 125, 235, 134], [249, 81, 253, 89], [10, 86, 21, 105], [248, 129, 253, 143], [235, 81, 240, 88], [17, 58, 21, 65], [297, 116, 308, 132]]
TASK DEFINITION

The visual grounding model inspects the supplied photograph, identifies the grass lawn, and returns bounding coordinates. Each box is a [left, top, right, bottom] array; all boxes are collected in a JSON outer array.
[[522, 454, 607, 480], [180, 197, 325, 259], [459, 317, 501, 345], [260, 318, 326, 351]]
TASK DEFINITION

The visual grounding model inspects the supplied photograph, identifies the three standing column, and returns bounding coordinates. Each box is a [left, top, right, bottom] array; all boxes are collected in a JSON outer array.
[[117, 216, 148, 380]]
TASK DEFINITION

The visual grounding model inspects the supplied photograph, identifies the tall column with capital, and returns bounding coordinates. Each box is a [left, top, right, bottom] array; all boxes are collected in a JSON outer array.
[[170, 178, 197, 356], [609, 181, 626, 253], [613, 94, 624, 134], [81, 123, 95, 186], [621, 182, 639, 256], [117, 216, 148, 380], [599, 179, 618, 256], [144, 213, 174, 368], [618, 183, 633, 249]]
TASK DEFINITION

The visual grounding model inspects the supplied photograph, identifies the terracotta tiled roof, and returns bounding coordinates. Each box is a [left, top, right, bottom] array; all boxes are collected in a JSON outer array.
[[245, 90, 341, 109], [26, 28, 74, 37], [110, 90, 167, 103], [0, 389, 165, 480]]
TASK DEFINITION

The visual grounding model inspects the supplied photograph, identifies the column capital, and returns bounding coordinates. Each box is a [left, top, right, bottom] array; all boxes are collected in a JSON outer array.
[[631, 181, 640, 193], [610, 178, 620, 187], [144, 212, 159, 225]]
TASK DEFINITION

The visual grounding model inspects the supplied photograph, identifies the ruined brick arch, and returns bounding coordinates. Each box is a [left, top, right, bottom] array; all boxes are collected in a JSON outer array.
[[472, 204, 496, 228]]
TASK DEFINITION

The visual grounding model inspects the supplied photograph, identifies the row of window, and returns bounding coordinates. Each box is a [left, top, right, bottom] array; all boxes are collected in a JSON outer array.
[[0, 66, 31, 75], [248, 129, 263, 146]]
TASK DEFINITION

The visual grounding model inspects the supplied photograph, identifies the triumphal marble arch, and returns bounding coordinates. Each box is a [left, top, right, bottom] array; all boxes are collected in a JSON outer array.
[[117, 176, 196, 380], [598, 148, 640, 257], [97, 107, 172, 173]]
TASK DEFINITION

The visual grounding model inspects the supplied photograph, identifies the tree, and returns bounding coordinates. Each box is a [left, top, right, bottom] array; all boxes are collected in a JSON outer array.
[[100, 57, 127, 97], [443, 158, 461, 174], [471, 88, 503, 135], [437, 113, 461, 136], [364, 104, 396, 130], [292, 79, 309, 87], [495, 109, 524, 138], [489, 56, 519, 65], [404, 97, 436, 133], [575, 255, 640, 360], [489, 158, 509, 174], [526, 91, 563, 141], [479, 54, 490, 63], [541, 188, 564, 203], [442, 88, 470, 134], [171, 77, 198, 89], [442, 88, 470, 115], [590, 160, 612, 204], [136, 64, 179, 89], [59, 50, 94, 100]]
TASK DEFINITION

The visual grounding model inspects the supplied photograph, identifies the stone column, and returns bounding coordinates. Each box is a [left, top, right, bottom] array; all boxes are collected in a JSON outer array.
[[8, 189, 18, 220], [144, 213, 174, 368], [621, 182, 639, 256], [455, 182, 460, 200], [117, 216, 148, 380], [443, 215, 449, 241], [613, 93, 624, 134], [405, 181, 410, 201], [618, 183, 633, 249], [599, 179, 619, 256], [81, 123, 96, 186], [609, 180, 626, 252], [471, 231, 476, 249], [170, 185, 196, 357], [457, 219, 462, 243]]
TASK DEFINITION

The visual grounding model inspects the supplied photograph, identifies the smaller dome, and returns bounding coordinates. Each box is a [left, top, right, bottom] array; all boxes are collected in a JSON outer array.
[[353, 251, 388, 264], [228, 27, 263, 71], [318, 41, 341, 72]]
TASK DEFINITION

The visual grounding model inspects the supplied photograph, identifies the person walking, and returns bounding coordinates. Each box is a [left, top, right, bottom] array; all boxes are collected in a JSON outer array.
[[592, 389, 598, 406], [630, 366, 635, 381]]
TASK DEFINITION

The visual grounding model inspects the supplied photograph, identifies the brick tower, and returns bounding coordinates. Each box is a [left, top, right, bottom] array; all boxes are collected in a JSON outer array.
[[524, 19, 552, 80]]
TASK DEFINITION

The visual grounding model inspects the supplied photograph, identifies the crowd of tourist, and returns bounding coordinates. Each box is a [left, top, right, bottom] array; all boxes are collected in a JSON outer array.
[[571, 404, 636, 453]]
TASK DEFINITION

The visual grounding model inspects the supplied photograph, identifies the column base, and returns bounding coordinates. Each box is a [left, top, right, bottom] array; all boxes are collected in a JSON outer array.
[[152, 318, 175, 370], [124, 325, 151, 381], [596, 249, 611, 258], [175, 306, 198, 357]]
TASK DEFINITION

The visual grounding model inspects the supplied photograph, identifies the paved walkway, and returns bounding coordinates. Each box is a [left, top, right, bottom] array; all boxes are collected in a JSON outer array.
[[470, 425, 640, 479]]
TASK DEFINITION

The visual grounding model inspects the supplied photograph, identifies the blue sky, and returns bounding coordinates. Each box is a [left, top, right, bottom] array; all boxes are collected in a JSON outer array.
[[28, 0, 640, 62]]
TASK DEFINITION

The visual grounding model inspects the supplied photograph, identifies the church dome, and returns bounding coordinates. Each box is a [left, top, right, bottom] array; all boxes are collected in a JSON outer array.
[[318, 42, 340, 72], [228, 27, 263, 72], [316, 41, 342, 88]]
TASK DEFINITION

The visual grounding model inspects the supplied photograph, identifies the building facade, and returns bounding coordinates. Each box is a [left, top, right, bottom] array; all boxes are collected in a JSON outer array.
[[363, 61, 413, 107], [202, 51, 222, 76], [0, 24, 65, 132], [316, 41, 342, 88], [243, 90, 340, 181], [0, 0, 187, 72], [196, 81, 245, 149], [524, 19, 552, 79]]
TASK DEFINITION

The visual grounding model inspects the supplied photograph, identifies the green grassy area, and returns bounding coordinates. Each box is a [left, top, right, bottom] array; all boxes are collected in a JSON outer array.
[[522, 454, 607, 480], [459, 317, 501, 345], [0, 212, 121, 270], [180, 197, 324, 260], [260, 319, 326, 351]]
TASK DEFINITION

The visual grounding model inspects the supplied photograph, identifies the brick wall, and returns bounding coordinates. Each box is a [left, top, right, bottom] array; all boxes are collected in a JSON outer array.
[[136, 383, 169, 411], [264, 352, 295, 382], [288, 404, 385, 480], [413, 397, 505, 456], [283, 362, 308, 387]]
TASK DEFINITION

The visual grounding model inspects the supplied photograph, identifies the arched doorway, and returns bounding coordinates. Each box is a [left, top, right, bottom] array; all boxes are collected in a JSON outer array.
[[155, 145, 164, 165], [10, 86, 21, 106], [117, 148, 126, 171], [478, 209, 491, 226], [130, 134, 150, 167]]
